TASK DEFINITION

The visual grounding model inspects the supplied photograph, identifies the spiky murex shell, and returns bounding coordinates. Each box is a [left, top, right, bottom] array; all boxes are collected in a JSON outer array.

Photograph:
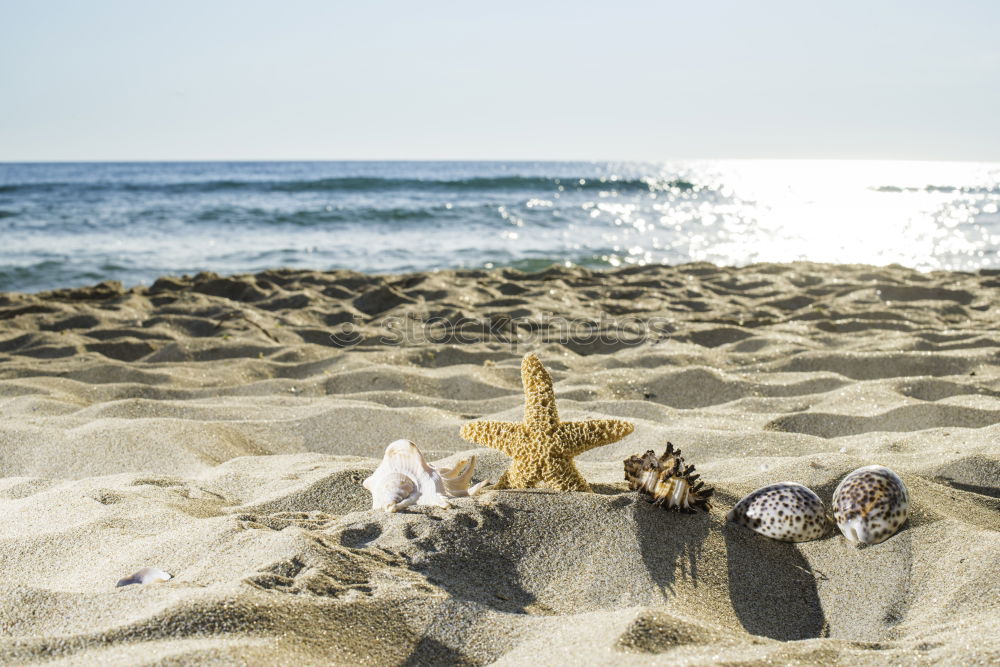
[[623, 442, 714, 512]]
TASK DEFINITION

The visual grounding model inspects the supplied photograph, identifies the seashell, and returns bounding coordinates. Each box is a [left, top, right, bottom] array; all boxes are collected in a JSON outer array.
[[624, 442, 714, 512], [117, 567, 172, 587], [362, 439, 488, 512], [833, 465, 909, 545], [727, 482, 829, 542]]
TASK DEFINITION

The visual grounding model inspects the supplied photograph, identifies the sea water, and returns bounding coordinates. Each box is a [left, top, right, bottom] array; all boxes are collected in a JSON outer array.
[[1, 160, 998, 292]]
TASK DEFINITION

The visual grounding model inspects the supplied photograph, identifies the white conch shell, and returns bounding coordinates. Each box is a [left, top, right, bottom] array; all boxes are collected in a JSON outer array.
[[117, 567, 172, 587], [362, 439, 488, 512]]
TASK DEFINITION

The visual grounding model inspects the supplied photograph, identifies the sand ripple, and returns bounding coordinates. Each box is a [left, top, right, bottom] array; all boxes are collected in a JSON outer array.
[[1, 263, 999, 663]]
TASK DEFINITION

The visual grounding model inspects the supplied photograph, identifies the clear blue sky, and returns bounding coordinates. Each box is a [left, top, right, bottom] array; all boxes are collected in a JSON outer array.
[[1, 0, 998, 161]]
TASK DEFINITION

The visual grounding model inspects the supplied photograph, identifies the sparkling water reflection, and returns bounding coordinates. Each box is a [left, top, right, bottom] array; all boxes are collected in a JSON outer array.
[[0, 160, 998, 292], [584, 161, 1000, 270]]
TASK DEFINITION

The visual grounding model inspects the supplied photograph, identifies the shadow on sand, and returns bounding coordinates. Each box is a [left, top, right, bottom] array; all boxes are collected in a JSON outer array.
[[400, 634, 475, 667], [394, 492, 722, 663], [630, 497, 712, 596], [723, 523, 827, 640], [405, 503, 540, 614]]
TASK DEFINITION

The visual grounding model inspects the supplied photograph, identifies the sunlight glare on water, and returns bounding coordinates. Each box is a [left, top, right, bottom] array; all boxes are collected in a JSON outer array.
[[593, 160, 1000, 270]]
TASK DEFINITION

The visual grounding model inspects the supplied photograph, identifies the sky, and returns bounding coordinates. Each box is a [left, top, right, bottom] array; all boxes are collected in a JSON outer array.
[[1, 0, 998, 162]]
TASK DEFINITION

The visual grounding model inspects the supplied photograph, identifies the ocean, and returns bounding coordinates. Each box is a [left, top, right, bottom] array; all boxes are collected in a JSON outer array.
[[1, 160, 999, 293]]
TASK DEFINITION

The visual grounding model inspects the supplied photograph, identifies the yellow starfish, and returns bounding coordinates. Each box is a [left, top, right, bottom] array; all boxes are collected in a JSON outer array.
[[460, 354, 634, 492]]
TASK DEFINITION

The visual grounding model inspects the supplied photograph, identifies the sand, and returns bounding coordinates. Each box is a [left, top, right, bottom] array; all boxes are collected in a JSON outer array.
[[0, 262, 998, 665]]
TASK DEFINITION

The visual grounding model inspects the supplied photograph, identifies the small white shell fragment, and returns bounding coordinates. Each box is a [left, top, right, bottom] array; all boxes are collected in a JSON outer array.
[[727, 482, 829, 542], [117, 567, 172, 587], [362, 439, 487, 512], [833, 465, 909, 545]]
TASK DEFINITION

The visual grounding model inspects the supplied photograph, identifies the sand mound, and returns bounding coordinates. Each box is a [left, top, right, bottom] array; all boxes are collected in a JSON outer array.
[[1, 262, 999, 664]]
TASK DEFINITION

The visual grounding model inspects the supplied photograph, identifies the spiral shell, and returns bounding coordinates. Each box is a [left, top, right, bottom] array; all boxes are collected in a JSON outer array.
[[727, 482, 829, 542], [624, 443, 714, 512], [833, 465, 909, 545], [362, 439, 487, 512]]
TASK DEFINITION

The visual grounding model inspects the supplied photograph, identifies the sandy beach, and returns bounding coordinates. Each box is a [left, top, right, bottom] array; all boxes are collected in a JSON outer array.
[[1, 261, 998, 665]]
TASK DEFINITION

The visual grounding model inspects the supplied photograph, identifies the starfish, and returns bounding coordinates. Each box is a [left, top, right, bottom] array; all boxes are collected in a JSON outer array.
[[460, 354, 634, 492]]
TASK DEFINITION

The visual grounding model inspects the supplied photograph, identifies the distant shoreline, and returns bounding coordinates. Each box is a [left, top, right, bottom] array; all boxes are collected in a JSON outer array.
[[3, 160, 998, 293], [5, 259, 998, 299]]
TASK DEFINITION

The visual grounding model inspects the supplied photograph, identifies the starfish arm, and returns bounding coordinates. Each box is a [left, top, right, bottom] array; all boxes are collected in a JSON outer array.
[[555, 419, 635, 456], [460, 421, 528, 457], [492, 470, 514, 490], [541, 458, 592, 492], [521, 354, 560, 433]]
